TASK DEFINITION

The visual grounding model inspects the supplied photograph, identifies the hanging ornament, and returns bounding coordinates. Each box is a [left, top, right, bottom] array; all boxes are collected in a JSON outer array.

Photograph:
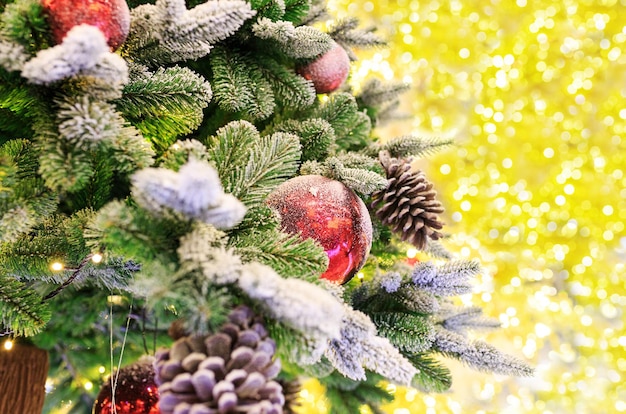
[[296, 41, 351, 94], [154, 306, 284, 414], [42, 0, 131, 50], [266, 175, 372, 284], [92, 358, 160, 414]]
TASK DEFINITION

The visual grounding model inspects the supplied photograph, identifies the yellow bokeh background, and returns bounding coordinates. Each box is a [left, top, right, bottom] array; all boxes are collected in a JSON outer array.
[[299, 0, 626, 413]]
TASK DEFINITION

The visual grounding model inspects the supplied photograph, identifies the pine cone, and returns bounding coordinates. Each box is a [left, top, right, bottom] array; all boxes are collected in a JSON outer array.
[[154, 306, 284, 414], [370, 151, 444, 249], [275, 378, 301, 414]]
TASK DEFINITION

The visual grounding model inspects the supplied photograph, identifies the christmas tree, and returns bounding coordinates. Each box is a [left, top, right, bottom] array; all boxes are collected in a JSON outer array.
[[0, 0, 532, 413]]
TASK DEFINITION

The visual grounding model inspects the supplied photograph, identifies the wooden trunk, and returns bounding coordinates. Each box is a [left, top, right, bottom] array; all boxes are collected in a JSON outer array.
[[0, 342, 49, 414]]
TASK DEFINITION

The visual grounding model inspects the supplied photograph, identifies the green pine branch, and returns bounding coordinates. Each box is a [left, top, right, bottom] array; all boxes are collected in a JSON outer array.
[[0, 273, 50, 336], [310, 93, 372, 152], [84, 200, 187, 265], [207, 120, 259, 191], [0, 0, 50, 54], [255, 56, 316, 112], [367, 135, 454, 159], [270, 118, 335, 162], [116, 66, 212, 152], [408, 353, 453, 393], [249, 0, 287, 20], [321, 372, 393, 414], [0, 139, 58, 242], [252, 17, 333, 59], [357, 79, 410, 108], [283, 0, 311, 24], [210, 46, 276, 121], [0, 71, 42, 142], [0, 212, 92, 281], [239, 131, 302, 206], [232, 228, 328, 281], [298, 157, 386, 195], [328, 18, 386, 58], [370, 312, 435, 353]]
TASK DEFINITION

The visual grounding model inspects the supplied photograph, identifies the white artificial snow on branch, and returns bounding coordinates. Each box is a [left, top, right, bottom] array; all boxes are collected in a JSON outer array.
[[238, 262, 345, 361], [0, 36, 28, 72], [21, 24, 128, 86], [131, 158, 246, 229], [178, 223, 242, 285], [127, 0, 256, 64], [325, 306, 418, 385]]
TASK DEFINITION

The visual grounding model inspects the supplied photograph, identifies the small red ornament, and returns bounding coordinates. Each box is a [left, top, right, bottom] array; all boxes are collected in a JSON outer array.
[[92, 359, 160, 414], [42, 0, 131, 50], [297, 41, 351, 94], [266, 175, 372, 284]]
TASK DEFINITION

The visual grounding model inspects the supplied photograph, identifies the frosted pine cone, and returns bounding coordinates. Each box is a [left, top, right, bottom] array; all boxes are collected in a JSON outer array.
[[370, 151, 444, 249], [154, 306, 284, 414]]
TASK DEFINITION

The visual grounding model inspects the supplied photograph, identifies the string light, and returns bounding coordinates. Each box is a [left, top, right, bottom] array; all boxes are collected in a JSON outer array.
[[107, 295, 124, 306], [91, 253, 103, 264], [50, 261, 64, 271], [83, 381, 93, 391], [3, 340, 13, 351]]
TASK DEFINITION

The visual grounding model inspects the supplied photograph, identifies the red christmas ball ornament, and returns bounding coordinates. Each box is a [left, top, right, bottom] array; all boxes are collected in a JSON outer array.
[[42, 0, 131, 50], [92, 359, 160, 414], [266, 175, 372, 284], [297, 41, 351, 94]]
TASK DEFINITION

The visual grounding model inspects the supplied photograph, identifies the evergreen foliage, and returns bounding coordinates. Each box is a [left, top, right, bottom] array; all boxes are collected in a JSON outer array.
[[408, 353, 452, 392], [116, 65, 213, 150], [0, 273, 50, 336], [0, 0, 531, 412], [322, 372, 394, 414]]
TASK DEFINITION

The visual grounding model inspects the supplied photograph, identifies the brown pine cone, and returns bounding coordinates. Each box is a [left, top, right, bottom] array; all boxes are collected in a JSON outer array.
[[371, 151, 444, 249], [275, 378, 302, 414], [154, 306, 284, 414]]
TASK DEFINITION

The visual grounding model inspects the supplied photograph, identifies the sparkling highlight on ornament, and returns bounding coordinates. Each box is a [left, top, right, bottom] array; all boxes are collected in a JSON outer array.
[[266, 175, 373, 284], [42, 0, 131, 50]]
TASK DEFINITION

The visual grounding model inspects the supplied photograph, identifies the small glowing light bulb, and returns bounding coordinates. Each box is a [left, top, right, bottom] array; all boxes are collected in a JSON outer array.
[[98, 366, 106, 374], [91, 253, 103, 264], [357, 272, 365, 281], [3, 340, 14, 351], [50, 262, 64, 271], [406, 247, 418, 259], [83, 381, 93, 391]]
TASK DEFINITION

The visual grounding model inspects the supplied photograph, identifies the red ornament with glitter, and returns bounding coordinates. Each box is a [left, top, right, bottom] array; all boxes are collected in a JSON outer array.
[[266, 175, 372, 284], [42, 0, 131, 50], [92, 359, 159, 414], [297, 41, 351, 94]]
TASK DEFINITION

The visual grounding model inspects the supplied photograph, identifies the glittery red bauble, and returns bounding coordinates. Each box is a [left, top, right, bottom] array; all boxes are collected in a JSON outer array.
[[42, 0, 130, 50], [92, 360, 160, 414], [297, 41, 351, 94], [266, 175, 372, 284]]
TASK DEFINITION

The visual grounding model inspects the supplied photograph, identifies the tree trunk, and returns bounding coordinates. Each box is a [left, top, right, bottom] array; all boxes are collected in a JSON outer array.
[[0, 342, 49, 414]]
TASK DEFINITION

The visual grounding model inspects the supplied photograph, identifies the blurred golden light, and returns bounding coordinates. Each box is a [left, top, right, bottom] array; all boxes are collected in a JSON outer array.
[[293, 0, 626, 412]]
